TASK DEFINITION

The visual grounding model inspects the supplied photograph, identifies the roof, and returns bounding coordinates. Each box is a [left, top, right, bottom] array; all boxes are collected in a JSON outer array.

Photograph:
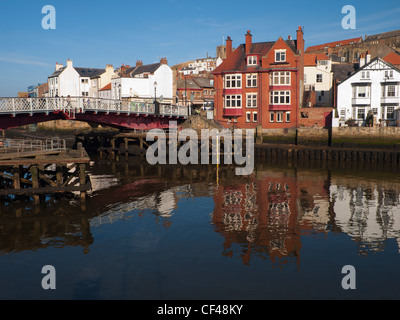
[[304, 53, 330, 66], [130, 63, 161, 77], [305, 37, 363, 52], [100, 83, 111, 91], [332, 63, 358, 82], [365, 29, 400, 42], [213, 41, 276, 73], [383, 52, 400, 65], [176, 77, 213, 90], [49, 67, 66, 78], [75, 67, 105, 78]]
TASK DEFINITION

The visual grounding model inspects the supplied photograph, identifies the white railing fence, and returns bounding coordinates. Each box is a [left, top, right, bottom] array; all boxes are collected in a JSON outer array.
[[0, 97, 189, 118]]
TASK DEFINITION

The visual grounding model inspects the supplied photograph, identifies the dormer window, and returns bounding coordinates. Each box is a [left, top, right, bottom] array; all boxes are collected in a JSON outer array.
[[247, 55, 258, 65], [275, 50, 286, 62]]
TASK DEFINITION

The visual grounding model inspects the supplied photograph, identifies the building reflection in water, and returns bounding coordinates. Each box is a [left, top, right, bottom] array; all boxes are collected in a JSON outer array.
[[1, 159, 400, 268], [211, 165, 400, 267]]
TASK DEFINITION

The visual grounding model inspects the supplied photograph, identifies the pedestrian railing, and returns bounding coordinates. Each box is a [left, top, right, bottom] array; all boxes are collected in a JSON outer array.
[[0, 97, 189, 118]]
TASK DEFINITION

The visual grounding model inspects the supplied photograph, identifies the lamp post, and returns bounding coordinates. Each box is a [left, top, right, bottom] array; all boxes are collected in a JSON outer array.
[[153, 81, 159, 115]]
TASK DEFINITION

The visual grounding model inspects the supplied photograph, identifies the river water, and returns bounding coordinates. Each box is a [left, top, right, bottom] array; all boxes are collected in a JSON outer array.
[[1, 156, 400, 300]]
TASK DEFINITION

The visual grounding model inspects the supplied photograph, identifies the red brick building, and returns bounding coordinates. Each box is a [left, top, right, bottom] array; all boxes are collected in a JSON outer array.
[[212, 27, 305, 129]]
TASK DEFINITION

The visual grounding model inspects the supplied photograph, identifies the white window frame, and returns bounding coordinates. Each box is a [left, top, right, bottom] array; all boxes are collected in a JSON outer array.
[[224, 74, 242, 89], [246, 74, 257, 87], [276, 112, 284, 122], [269, 91, 291, 105], [270, 71, 290, 85], [246, 111, 251, 122], [316, 74, 323, 83], [246, 93, 257, 108], [385, 70, 394, 79], [275, 50, 286, 62], [224, 95, 242, 108], [270, 112, 274, 122], [253, 112, 258, 123], [247, 56, 258, 66], [361, 71, 370, 79], [386, 106, 395, 119], [285, 112, 290, 123]]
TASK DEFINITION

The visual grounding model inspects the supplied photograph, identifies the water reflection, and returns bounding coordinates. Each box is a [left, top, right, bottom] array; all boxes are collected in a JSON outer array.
[[1, 157, 400, 269]]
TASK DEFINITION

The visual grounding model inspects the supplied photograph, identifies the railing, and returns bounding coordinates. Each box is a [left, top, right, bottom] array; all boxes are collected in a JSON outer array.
[[0, 138, 66, 154], [0, 97, 189, 118]]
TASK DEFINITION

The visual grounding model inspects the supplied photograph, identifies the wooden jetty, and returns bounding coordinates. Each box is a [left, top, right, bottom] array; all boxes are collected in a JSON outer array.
[[0, 138, 91, 203]]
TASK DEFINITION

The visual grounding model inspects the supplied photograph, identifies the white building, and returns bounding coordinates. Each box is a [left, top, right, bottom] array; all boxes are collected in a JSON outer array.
[[99, 83, 111, 100], [178, 57, 223, 77], [111, 58, 173, 104], [304, 53, 334, 107], [335, 56, 400, 127], [48, 59, 115, 98]]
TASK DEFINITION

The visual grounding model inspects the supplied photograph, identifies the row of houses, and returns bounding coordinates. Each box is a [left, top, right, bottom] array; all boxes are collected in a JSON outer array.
[[23, 27, 400, 129]]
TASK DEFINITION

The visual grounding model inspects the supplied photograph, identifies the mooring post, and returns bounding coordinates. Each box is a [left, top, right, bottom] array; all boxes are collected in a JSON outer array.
[[13, 165, 21, 190], [30, 165, 40, 205], [79, 163, 86, 202]]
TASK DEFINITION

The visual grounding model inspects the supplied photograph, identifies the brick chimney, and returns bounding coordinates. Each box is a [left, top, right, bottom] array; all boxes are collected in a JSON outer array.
[[106, 64, 114, 72], [296, 26, 304, 54], [66, 58, 73, 68], [245, 30, 252, 54], [160, 57, 168, 65], [136, 60, 143, 67], [226, 36, 232, 60]]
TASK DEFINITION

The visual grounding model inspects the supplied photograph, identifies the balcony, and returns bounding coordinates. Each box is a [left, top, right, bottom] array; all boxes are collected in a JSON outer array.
[[223, 108, 243, 117], [351, 97, 371, 105], [381, 96, 400, 104]]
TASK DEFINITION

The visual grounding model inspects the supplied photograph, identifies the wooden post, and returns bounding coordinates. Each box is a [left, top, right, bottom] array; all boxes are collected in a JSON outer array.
[[56, 164, 63, 186], [30, 165, 40, 205], [79, 163, 86, 202], [13, 165, 21, 190]]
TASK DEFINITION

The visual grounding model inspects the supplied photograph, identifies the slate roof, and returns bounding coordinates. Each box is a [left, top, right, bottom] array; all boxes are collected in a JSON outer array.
[[48, 66, 105, 78], [332, 63, 358, 83], [130, 63, 161, 77], [177, 77, 213, 90], [213, 38, 299, 74], [75, 67, 105, 78], [49, 67, 66, 78]]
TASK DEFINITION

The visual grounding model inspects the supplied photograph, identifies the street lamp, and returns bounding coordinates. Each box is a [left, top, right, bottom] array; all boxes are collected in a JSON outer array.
[[154, 81, 157, 102], [153, 81, 159, 115]]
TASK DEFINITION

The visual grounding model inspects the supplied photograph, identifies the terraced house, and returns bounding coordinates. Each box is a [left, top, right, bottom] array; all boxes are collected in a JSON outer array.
[[212, 27, 305, 129]]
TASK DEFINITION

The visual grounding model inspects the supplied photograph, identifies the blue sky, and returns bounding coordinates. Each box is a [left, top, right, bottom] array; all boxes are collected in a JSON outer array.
[[0, 0, 399, 96]]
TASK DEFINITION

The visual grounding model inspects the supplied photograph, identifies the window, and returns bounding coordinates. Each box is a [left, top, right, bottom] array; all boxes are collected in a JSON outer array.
[[304, 74, 307, 84], [270, 71, 290, 85], [253, 112, 258, 122], [388, 85, 396, 97], [353, 86, 370, 98], [246, 112, 251, 122], [275, 50, 286, 62], [361, 71, 370, 79], [372, 108, 378, 115], [276, 112, 283, 122], [224, 74, 242, 88], [316, 74, 323, 83], [318, 91, 325, 102], [246, 94, 257, 108], [386, 106, 395, 119], [81, 79, 89, 84], [270, 112, 274, 122], [247, 56, 258, 65], [270, 91, 291, 105], [382, 85, 397, 97], [246, 74, 257, 87], [224, 95, 242, 108], [357, 108, 365, 120], [385, 70, 394, 79], [285, 112, 290, 123]]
